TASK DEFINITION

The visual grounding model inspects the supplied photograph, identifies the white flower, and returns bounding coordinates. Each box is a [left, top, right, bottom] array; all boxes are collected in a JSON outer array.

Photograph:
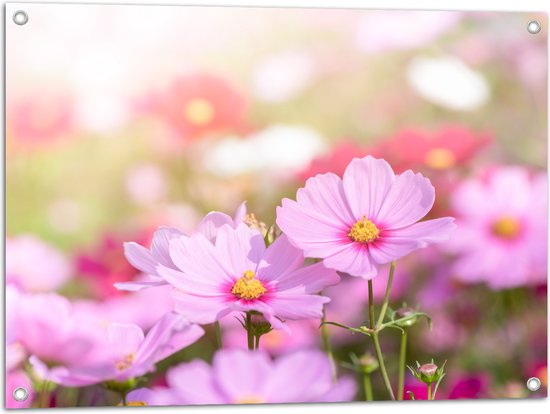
[[406, 55, 490, 111], [204, 125, 326, 177]]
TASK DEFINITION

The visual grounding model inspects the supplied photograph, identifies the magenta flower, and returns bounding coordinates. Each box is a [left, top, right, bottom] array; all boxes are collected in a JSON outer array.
[[30, 312, 204, 386], [448, 167, 547, 289], [117, 202, 246, 291], [157, 223, 339, 330], [277, 156, 455, 278], [142, 349, 355, 405]]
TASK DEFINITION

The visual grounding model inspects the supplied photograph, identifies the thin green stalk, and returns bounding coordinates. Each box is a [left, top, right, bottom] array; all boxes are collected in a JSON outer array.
[[398, 330, 408, 401], [214, 321, 222, 349], [321, 308, 337, 382], [427, 383, 432, 401], [368, 280, 375, 329], [363, 372, 373, 401], [121, 391, 128, 407], [372, 332, 395, 400], [376, 261, 396, 327], [245, 312, 254, 350], [255, 334, 261, 350], [39, 380, 51, 408]]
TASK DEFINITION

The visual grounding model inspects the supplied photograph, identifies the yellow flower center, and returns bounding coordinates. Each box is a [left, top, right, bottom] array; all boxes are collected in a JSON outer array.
[[425, 148, 456, 170], [183, 98, 215, 126], [492, 216, 521, 239], [234, 396, 264, 404], [349, 216, 380, 243], [115, 353, 135, 371], [231, 270, 266, 300], [127, 401, 148, 406]]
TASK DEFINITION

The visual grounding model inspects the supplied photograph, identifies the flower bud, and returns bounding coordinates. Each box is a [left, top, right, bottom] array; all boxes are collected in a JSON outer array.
[[395, 307, 418, 328], [249, 312, 272, 336], [408, 360, 447, 385], [358, 353, 379, 374], [419, 363, 438, 380]]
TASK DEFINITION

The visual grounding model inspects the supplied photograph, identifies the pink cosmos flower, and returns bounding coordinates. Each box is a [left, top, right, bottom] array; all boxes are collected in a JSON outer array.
[[140, 349, 355, 405], [157, 223, 340, 330], [448, 167, 547, 289], [139, 73, 249, 141], [6, 235, 72, 292], [277, 155, 455, 278], [117, 202, 246, 292], [30, 312, 204, 387]]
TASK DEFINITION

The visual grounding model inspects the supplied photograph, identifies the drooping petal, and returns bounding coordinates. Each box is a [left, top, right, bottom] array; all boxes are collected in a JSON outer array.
[[322, 243, 378, 279], [264, 291, 329, 320], [256, 234, 304, 282], [166, 360, 226, 404], [296, 172, 356, 226], [151, 227, 185, 268], [171, 289, 231, 325], [273, 262, 340, 293], [376, 169, 435, 228], [342, 156, 395, 220], [213, 349, 273, 402]]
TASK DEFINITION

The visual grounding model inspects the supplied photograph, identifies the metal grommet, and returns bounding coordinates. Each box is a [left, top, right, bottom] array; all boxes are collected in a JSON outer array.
[[13, 10, 29, 26], [527, 20, 541, 34], [13, 387, 29, 402], [526, 377, 541, 392]]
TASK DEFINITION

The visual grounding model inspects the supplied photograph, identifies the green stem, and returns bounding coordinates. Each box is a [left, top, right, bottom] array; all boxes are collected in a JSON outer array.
[[372, 332, 395, 400], [245, 312, 254, 350], [363, 372, 373, 401], [376, 261, 396, 327], [255, 333, 261, 350], [121, 391, 128, 406], [321, 307, 337, 382], [39, 380, 51, 408], [427, 383, 432, 401], [398, 330, 408, 401], [214, 321, 223, 349], [368, 280, 375, 329]]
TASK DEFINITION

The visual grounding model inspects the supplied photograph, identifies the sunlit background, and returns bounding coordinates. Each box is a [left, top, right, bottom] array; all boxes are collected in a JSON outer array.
[[5, 4, 548, 406]]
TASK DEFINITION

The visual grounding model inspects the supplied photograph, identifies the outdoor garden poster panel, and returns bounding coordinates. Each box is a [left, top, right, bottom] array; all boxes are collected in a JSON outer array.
[[5, 3, 548, 408]]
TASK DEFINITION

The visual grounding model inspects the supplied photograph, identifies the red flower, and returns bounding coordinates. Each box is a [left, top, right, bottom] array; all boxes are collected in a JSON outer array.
[[142, 73, 249, 140], [75, 232, 152, 299]]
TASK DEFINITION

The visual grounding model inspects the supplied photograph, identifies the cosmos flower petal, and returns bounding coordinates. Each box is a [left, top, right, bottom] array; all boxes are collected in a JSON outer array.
[[233, 201, 248, 224], [265, 292, 330, 320], [156, 264, 224, 295], [376, 170, 435, 228], [169, 234, 233, 286], [107, 323, 144, 356], [171, 289, 232, 325], [166, 360, 226, 405], [114, 279, 167, 292], [323, 244, 378, 279], [124, 242, 159, 275], [263, 350, 338, 402], [296, 172, 355, 226], [276, 200, 349, 253], [196, 212, 235, 242], [274, 261, 340, 293], [136, 312, 204, 364], [342, 156, 395, 219], [151, 227, 185, 268], [215, 223, 266, 276], [317, 376, 357, 402], [257, 234, 305, 282], [213, 349, 273, 400]]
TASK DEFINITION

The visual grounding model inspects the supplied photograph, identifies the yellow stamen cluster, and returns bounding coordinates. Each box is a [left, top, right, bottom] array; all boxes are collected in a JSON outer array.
[[425, 148, 456, 170], [115, 353, 135, 371], [348, 216, 380, 243], [231, 270, 266, 300], [492, 216, 521, 239], [127, 402, 148, 406], [183, 98, 215, 126]]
